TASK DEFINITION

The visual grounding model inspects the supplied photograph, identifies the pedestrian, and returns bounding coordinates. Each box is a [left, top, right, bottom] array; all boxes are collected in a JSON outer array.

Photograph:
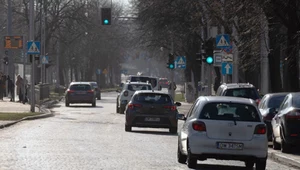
[[168, 81, 177, 90], [7, 75, 14, 102], [15, 75, 24, 102], [0, 72, 5, 100]]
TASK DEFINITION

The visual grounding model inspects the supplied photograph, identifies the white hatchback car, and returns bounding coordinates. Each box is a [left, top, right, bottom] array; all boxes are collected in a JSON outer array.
[[177, 96, 268, 170], [116, 82, 153, 114]]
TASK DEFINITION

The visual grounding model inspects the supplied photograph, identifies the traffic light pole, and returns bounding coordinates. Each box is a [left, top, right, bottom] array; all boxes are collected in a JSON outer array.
[[170, 37, 175, 100], [29, 0, 35, 112]]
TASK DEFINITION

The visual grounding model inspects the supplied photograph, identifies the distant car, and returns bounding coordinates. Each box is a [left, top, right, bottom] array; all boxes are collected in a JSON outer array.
[[116, 82, 153, 114], [65, 82, 96, 107], [90, 82, 101, 100], [159, 78, 169, 88], [272, 93, 300, 153], [125, 91, 181, 133], [126, 75, 162, 91], [216, 83, 261, 105], [177, 96, 268, 170], [258, 93, 288, 141]]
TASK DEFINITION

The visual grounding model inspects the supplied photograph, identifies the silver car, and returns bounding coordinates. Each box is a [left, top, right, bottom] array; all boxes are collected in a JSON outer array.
[[177, 96, 268, 170]]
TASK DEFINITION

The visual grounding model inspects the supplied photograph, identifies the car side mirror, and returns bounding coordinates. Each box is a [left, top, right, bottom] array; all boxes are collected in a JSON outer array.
[[177, 114, 186, 120], [175, 102, 181, 106]]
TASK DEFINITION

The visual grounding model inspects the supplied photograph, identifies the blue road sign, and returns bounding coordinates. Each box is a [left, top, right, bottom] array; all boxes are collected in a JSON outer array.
[[222, 62, 233, 75], [96, 69, 101, 75], [216, 34, 230, 48], [41, 55, 49, 64], [27, 41, 41, 54], [175, 56, 186, 69]]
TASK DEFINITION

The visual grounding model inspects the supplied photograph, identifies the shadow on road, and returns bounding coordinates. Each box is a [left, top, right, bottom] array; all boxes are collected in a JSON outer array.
[[193, 163, 250, 170], [131, 130, 178, 136]]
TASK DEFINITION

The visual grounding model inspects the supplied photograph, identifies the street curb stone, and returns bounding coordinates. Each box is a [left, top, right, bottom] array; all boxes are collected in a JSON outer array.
[[268, 151, 300, 169], [0, 99, 60, 129]]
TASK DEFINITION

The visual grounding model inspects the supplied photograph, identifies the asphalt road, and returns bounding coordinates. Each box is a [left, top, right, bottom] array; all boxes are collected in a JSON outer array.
[[0, 92, 297, 170]]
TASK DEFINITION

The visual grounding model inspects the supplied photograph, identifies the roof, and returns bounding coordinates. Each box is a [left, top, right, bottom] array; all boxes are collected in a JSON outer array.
[[70, 81, 92, 85], [125, 81, 151, 85], [265, 92, 289, 97], [199, 96, 256, 105], [133, 90, 169, 95], [220, 83, 255, 89]]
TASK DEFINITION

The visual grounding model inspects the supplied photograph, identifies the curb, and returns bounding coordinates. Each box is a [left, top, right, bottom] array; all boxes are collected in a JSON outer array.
[[268, 151, 300, 169], [0, 99, 60, 129]]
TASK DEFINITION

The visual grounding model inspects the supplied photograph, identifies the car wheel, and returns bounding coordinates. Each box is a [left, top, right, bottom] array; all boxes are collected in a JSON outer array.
[[281, 138, 291, 153], [177, 145, 187, 164], [98, 94, 101, 100], [92, 101, 96, 107], [256, 159, 267, 170], [245, 161, 254, 168], [272, 134, 280, 150], [116, 103, 120, 113], [169, 127, 177, 134], [125, 125, 131, 132], [187, 144, 197, 169]]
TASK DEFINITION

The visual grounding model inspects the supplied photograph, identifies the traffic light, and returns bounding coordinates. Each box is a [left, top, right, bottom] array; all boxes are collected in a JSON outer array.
[[101, 8, 111, 25], [29, 55, 39, 63], [3, 57, 8, 65], [167, 53, 175, 69], [202, 38, 214, 65]]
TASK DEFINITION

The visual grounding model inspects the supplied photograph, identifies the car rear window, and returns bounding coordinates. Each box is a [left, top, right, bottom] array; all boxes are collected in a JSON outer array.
[[224, 88, 260, 100], [268, 95, 286, 108], [130, 77, 157, 88], [199, 102, 261, 122], [292, 95, 300, 108], [133, 93, 172, 104], [70, 84, 91, 91], [127, 84, 152, 91]]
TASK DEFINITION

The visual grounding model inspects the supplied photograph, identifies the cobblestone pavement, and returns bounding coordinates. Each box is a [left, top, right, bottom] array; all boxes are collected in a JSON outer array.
[[0, 92, 297, 170]]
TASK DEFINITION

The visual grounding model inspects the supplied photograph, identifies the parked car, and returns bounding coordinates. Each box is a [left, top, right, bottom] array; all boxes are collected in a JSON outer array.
[[177, 96, 268, 169], [271, 92, 300, 153], [258, 93, 288, 141], [116, 82, 153, 114], [125, 91, 181, 133], [65, 82, 96, 107], [215, 83, 261, 105], [90, 82, 101, 100]]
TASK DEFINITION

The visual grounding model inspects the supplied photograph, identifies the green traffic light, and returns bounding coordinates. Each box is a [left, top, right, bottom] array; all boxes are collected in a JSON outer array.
[[169, 64, 174, 69], [104, 19, 109, 25], [206, 56, 213, 64]]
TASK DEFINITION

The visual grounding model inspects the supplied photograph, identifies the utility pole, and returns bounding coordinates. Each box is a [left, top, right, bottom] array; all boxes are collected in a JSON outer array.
[[30, 0, 35, 112], [170, 36, 175, 99]]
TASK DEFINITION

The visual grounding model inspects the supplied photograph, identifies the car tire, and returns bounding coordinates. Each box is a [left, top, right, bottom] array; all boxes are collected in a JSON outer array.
[[177, 145, 187, 164], [65, 100, 69, 107], [281, 138, 291, 153], [92, 101, 96, 107], [98, 94, 101, 100], [272, 134, 280, 150], [187, 144, 197, 169], [125, 125, 131, 132], [169, 127, 177, 134], [245, 161, 254, 169], [255, 159, 267, 170]]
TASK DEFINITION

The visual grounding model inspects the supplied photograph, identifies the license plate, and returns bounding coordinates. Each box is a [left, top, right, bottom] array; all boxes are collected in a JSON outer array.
[[217, 142, 243, 150], [77, 91, 87, 94], [145, 117, 160, 122]]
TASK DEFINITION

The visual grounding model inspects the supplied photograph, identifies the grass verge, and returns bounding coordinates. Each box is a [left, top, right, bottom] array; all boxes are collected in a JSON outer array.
[[0, 112, 42, 121], [175, 93, 185, 102]]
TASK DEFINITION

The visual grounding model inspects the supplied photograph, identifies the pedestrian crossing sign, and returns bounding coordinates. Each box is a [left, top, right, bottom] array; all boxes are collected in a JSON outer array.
[[41, 55, 49, 64], [216, 34, 230, 48], [27, 41, 41, 54], [175, 56, 186, 69]]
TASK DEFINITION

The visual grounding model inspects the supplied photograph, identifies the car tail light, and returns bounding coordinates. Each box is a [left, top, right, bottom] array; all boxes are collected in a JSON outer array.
[[254, 124, 266, 134], [255, 99, 261, 105], [285, 111, 300, 119], [192, 121, 206, 132], [87, 90, 94, 93], [163, 105, 176, 111], [124, 91, 128, 96], [128, 104, 142, 109], [68, 90, 75, 93]]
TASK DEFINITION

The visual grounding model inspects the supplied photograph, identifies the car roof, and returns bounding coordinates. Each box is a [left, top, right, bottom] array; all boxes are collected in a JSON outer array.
[[125, 82, 151, 85], [265, 92, 289, 97], [199, 96, 256, 105], [220, 83, 256, 89], [133, 90, 169, 95], [70, 81, 92, 85]]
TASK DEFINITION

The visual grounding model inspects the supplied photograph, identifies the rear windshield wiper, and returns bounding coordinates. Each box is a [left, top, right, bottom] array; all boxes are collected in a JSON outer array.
[[223, 113, 237, 125]]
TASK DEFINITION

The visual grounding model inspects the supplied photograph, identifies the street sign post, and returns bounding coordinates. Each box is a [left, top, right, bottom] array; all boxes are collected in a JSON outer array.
[[96, 69, 101, 75], [216, 34, 230, 48], [221, 62, 233, 75], [27, 41, 40, 54], [175, 56, 186, 69], [41, 55, 49, 64], [222, 54, 233, 62]]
